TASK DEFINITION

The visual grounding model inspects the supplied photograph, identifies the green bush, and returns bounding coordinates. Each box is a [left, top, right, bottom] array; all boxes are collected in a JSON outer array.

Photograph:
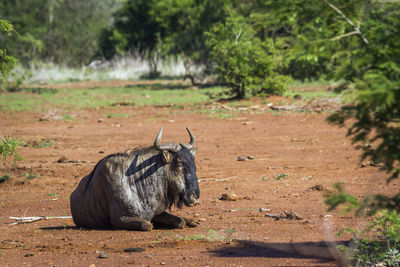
[[206, 14, 289, 99], [337, 210, 400, 266], [0, 137, 24, 165]]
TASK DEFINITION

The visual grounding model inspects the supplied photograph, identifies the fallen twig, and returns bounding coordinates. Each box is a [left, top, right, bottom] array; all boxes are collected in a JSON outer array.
[[9, 216, 72, 225]]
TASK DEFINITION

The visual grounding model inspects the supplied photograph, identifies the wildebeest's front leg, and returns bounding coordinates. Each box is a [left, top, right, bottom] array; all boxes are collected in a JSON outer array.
[[111, 215, 153, 231], [152, 212, 186, 229]]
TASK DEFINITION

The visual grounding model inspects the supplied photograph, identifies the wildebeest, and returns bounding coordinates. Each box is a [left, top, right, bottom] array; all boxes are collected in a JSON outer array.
[[70, 128, 199, 231]]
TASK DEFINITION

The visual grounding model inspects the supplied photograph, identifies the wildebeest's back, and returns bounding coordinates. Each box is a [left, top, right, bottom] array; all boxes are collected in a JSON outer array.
[[70, 155, 115, 228]]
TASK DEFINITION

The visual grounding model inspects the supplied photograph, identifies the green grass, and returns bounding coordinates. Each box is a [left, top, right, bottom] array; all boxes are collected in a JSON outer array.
[[24, 138, 54, 148], [275, 173, 288, 180], [0, 84, 226, 112], [107, 113, 130, 118]]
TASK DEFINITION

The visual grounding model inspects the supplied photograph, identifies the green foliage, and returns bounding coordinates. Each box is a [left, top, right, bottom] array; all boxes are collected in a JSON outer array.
[[323, 1, 400, 214], [0, 174, 10, 183], [0, 138, 24, 165], [0, 0, 118, 66], [336, 210, 400, 266], [0, 19, 16, 80], [150, 0, 230, 70], [100, 0, 230, 76], [324, 183, 362, 215], [99, 0, 162, 74], [206, 14, 290, 99], [275, 173, 288, 180], [22, 173, 38, 184]]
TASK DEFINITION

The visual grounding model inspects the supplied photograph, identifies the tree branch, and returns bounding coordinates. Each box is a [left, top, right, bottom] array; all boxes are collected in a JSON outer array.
[[324, 0, 369, 44], [330, 30, 361, 41], [235, 30, 242, 46]]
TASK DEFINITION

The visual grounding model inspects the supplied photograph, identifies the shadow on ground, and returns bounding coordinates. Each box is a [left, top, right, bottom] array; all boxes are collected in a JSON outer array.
[[210, 239, 352, 265]]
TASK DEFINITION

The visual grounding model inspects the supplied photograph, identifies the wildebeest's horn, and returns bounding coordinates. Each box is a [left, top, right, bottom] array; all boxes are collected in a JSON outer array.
[[154, 128, 181, 152], [185, 127, 196, 149]]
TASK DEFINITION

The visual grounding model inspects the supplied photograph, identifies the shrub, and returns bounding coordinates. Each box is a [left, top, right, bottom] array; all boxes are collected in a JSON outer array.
[[0, 137, 24, 165], [206, 14, 289, 99], [337, 210, 400, 266]]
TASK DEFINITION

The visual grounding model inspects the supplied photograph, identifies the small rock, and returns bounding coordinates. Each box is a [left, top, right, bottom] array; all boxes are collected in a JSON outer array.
[[145, 254, 153, 259], [219, 193, 238, 201], [160, 262, 166, 265], [361, 160, 384, 168], [308, 184, 327, 191], [97, 118, 104, 123], [199, 218, 206, 222], [57, 156, 68, 163], [276, 211, 303, 221], [98, 253, 109, 259], [24, 253, 35, 257], [237, 156, 248, 161], [124, 247, 145, 253], [98, 150, 105, 154], [237, 155, 254, 161]]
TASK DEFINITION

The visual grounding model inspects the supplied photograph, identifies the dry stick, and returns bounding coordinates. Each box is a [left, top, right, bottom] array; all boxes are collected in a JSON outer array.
[[9, 216, 72, 225], [324, 0, 369, 44]]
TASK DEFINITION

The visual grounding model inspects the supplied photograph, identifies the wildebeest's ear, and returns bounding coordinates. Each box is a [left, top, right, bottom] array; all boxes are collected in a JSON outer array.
[[190, 148, 197, 156], [162, 150, 173, 163]]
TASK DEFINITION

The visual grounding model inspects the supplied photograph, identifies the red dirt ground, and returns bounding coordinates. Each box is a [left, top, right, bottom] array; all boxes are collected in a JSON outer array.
[[0, 85, 397, 266]]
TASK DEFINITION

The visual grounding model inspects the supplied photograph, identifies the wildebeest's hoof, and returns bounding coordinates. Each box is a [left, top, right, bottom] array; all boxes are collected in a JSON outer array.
[[174, 218, 186, 229], [183, 218, 199, 228], [140, 221, 153, 231]]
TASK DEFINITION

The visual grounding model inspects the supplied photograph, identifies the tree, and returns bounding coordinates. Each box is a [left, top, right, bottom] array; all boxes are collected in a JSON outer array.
[[150, 0, 230, 76], [0, 0, 118, 66], [292, 0, 400, 214], [0, 19, 16, 80], [99, 0, 231, 78], [206, 14, 290, 99], [99, 0, 163, 74], [324, 1, 400, 214]]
